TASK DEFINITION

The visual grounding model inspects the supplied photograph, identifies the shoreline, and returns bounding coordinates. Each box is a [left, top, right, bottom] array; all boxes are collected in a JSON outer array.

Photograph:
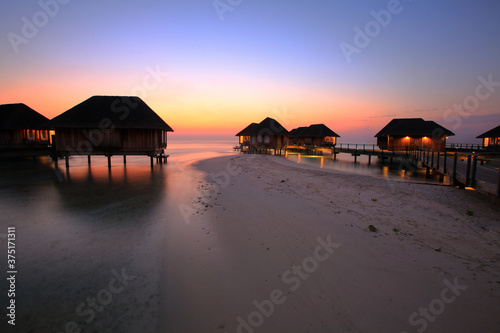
[[161, 153, 500, 332]]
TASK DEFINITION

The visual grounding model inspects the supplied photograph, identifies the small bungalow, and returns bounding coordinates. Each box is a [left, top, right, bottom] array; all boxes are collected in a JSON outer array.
[[45, 96, 173, 164], [235, 122, 258, 149], [375, 118, 454, 151], [0, 103, 50, 148], [235, 117, 289, 153], [289, 124, 340, 148], [476, 125, 500, 150]]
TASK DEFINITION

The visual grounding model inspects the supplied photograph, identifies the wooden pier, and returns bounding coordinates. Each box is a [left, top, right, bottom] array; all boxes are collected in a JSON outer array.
[[282, 143, 500, 199], [52, 151, 169, 169], [333, 143, 411, 164], [409, 147, 500, 198]]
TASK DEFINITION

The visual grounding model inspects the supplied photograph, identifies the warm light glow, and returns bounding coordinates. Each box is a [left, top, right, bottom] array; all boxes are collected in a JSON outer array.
[[405, 136, 410, 139], [423, 137, 428, 140]]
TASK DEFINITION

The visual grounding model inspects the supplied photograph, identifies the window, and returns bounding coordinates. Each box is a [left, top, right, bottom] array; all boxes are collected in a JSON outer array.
[[264, 135, 270, 144], [27, 130, 35, 141]]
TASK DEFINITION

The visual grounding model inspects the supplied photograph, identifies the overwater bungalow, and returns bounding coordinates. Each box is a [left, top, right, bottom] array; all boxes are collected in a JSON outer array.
[[235, 122, 258, 150], [235, 117, 289, 154], [0, 103, 51, 147], [0, 103, 51, 157], [375, 118, 454, 151], [289, 124, 340, 148], [45, 96, 173, 165], [476, 125, 500, 150]]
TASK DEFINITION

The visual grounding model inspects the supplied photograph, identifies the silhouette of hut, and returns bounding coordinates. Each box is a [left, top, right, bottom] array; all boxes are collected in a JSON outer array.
[[0, 103, 50, 153], [375, 118, 454, 151], [235, 117, 288, 154], [289, 124, 340, 147], [476, 125, 500, 150], [45, 96, 173, 161]]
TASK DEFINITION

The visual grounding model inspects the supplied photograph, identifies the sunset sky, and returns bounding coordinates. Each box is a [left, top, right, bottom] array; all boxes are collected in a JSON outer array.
[[1, 0, 499, 143]]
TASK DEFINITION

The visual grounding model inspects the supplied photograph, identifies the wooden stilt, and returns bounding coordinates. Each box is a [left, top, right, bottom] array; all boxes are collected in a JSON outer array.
[[453, 153, 458, 186], [65, 155, 69, 168], [471, 155, 477, 187], [88, 155, 91, 165], [107, 155, 111, 168], [465, 155, 471, 186], [497, 167, 500, 197], [443, 151, 447, 174], [123, 155, 127, 164], [150, 156, 154, 168]]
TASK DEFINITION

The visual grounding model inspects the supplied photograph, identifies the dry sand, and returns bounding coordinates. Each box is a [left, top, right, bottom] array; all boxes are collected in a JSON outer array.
[[161, 154, 500, 333]]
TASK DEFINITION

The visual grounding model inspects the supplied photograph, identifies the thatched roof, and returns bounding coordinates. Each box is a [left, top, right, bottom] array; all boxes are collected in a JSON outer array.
[[375, 118, 454, 137], [235, 123, 258, 136], [476, 125, 500, 138], [235, 117, 289, 136], [0, 103, 49, 130], [289, 124, 340, 138], [45, 96, 173, 131]]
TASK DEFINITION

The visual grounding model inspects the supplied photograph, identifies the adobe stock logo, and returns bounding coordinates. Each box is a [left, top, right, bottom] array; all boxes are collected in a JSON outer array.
[[400, 277, 467, 333], [7, 0, 72, 54], [235, 235, 340, 333]]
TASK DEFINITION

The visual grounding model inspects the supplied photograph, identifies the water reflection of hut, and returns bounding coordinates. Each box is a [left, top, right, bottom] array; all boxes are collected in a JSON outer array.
[[476, 125, 500, 150], [56, 164, 163, 222], [235, 117, 288, 154], [375, 118, 454, 151], [0, 103, 51, 157], [45, 96, 173, 166], [289, 124, 340, 148]]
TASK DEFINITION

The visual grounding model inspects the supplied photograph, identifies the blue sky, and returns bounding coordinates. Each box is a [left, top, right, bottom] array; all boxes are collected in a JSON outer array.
[[1, 0, 499, 142]]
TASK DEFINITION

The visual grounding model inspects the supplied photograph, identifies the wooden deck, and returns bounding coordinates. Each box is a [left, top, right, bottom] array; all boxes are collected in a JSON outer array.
[[331, 144, 411, 164], [409, 148, 500, 198], [280, 143, 500, 199]]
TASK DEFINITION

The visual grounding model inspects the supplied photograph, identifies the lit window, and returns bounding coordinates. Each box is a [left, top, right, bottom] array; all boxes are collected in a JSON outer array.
[[27, 130, 35, 141]]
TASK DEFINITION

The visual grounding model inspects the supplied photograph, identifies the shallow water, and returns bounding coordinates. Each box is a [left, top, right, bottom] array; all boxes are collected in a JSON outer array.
[[284, 151, 449, 184], [0, 140, 235, 332]]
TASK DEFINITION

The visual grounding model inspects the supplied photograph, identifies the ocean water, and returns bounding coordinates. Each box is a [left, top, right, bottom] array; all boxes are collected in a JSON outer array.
[[284, 151, 448, 184], [0, 139, 446, 331], [0, 140, 235, 332]]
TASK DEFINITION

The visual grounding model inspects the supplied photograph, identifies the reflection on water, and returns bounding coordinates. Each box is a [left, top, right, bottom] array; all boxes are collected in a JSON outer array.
[[55, 162, 165, 223], [0, 140, 237, 332], [285, 151, 448, 183]]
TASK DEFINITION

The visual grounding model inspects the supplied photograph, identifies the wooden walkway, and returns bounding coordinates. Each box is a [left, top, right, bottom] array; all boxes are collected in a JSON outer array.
[[284, 143, 500, 198], [333, 143, 409, 163], [409, 148, 500, 197]]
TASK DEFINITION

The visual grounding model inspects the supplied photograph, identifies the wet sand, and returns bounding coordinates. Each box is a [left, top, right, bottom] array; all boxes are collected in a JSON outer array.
[[160, 154, 500, 332]]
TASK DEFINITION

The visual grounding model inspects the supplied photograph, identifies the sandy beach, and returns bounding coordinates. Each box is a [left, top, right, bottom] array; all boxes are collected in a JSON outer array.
[[160, 153, 500, 332]]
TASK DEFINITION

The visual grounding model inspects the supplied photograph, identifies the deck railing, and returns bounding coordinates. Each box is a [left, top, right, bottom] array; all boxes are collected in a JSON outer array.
[[409, 147, 500, 197], [446, 143, 484, 150]]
